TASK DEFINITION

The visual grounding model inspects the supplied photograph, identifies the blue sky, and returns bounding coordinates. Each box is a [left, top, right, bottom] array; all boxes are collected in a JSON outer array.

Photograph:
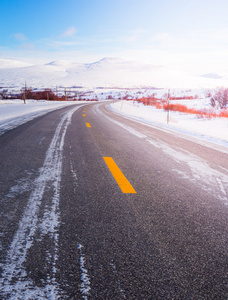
[[1, 0, 228, 73]]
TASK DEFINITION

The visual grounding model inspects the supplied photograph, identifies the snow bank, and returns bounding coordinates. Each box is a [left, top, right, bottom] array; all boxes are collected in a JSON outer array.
[[1, 97, 228, 149], [110, 100, 228, 148], [0, 99, 87, 135], [0, 99, 83, 121]]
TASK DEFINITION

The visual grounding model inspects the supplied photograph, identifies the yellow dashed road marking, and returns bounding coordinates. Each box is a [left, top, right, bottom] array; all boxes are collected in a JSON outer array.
[[103, 157, 136, 194], [86, 123, 91, 127]]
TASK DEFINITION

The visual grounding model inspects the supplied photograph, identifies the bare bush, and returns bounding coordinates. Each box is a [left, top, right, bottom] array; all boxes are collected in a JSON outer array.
[[0, 89, 8, 99], [204, 89, 212, 98], [210, 87, 228, 108]]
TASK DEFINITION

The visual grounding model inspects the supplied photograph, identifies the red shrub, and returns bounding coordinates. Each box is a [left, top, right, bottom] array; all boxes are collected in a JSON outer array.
[[133, 95, 227, 119], [163, 103, 188, 113], [163, 103, 219, 118], [219, 109, 228, 118]]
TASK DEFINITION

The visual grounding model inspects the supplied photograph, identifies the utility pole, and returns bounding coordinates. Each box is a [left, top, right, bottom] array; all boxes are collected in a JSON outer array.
[[167, 89, 170, 124], [23, 82, 26, 104], [65, 87, 68, 101]]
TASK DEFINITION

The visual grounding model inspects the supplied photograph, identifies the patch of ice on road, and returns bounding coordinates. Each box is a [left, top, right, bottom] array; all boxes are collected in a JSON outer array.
[[96, 101, 228, 202], [148, 138, 228, 203], [105, 114, 147, 138], [110, 260, 127, 299], [70, 160, 78, 193], [5, 176, 34, 199], [0, 105, 81, 299], [95, 103, 147, 139], [77, 244, 91, 299]]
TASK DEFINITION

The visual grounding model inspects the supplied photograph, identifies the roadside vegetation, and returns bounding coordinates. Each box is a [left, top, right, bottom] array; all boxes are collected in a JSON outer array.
[[1, 86, 228, 119], [0, 88, 98, 101], [133, 87, 228, 119]]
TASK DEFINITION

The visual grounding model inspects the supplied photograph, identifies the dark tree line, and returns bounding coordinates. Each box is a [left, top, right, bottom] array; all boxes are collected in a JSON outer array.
[[20, 88, 62, 100], [0, 88, 66, 101]]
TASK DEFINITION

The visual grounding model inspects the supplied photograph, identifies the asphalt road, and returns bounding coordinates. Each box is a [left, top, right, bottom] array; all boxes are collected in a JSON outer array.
[[0, 102, 227, 299]]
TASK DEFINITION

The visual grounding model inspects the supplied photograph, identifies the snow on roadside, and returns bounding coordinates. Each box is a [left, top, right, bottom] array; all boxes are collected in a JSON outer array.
[[0, 99, 88, 135], [0, 99, 87, 122], [110, 100, 228, 148], [1, 97, 228, 149]]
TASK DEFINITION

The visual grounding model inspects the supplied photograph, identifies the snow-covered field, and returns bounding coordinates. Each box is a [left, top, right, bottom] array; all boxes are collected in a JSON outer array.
[[0, 56, 227, 146], [0, 95, 228, 149], [110, 97, 228, 149], [0, 99, 87, 135]]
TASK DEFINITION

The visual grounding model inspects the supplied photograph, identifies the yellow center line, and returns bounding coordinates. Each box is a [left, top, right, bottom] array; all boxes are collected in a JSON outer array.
[[103, 157, 136, 194], [83, 114, 86, 117], [86, 123, 91, 127]]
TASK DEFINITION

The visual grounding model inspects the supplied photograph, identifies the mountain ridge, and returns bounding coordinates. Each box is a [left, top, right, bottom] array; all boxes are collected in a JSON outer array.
[[0, 57, 227, 89]]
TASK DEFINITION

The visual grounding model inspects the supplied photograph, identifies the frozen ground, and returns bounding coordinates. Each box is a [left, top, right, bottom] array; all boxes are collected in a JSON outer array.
[[0, 99, 87, 135], [0, 97, 228, 149], [110, 98, 228, 149]]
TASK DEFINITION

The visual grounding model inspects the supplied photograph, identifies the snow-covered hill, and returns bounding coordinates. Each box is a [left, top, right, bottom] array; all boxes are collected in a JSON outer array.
[[0, 57, 228, 89], [0, 58, 32, 69]]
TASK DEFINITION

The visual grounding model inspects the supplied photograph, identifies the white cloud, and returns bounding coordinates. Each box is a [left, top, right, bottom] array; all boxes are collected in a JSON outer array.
[[14, 33, 27, 41], [48, 40, 84, 47], [150, 32, 186, 49], [151, 32, 174, 43], [123, 28, 145, 42], [61, 26, 77, 37], [18, 43, 35, 50], [189, 28, 228, 47]]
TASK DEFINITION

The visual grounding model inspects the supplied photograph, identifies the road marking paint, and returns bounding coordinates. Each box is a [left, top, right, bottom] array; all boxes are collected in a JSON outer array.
[[86, 123, 91, 127], [103, 157, 136, 194], [83, 114, 86, 117]]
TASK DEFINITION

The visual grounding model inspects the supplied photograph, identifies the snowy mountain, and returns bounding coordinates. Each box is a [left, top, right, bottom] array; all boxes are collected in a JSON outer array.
[[0, 58, 32, 69], [0, 57, 228, 89], [200, 73, 223, 79]]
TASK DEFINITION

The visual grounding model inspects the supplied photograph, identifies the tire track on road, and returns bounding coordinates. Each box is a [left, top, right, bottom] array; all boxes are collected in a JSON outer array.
[[0, 105, 82, 299]]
